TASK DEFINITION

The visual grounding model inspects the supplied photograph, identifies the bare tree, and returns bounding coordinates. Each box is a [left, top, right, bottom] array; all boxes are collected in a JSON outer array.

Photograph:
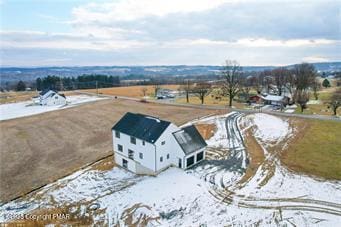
[[312, 78, 321, 100], [294, 90, 310, 113], [294, 63, 317, 91], [272, 67, 289, 96], [328, 88, 341, 115], [284, 71, 296, 98], [240, 76, 253, 102], [221, 60, 242, 107], [179, 79, 192, 103], [263, 75, 273, 94], [249, 74, 262, 94], [191, 82, 211, 104], [141, 87, 148, 97], [153, 84, 160, 97]]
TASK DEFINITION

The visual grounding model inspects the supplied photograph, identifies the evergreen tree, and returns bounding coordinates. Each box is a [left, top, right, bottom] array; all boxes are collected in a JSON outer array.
[[16, 81, 26, 91], [322, 79, 331, 88]]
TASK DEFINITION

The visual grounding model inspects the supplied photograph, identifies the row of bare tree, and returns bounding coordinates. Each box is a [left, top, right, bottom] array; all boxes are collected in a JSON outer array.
[[179, 60, 340, 115]]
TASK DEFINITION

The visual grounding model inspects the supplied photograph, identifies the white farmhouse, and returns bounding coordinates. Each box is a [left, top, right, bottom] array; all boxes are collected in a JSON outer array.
[[112, 112, 207, 175], [39, 90, 66, 106]]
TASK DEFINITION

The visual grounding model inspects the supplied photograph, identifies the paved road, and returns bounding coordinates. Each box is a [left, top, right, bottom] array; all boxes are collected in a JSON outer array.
[[75, 91, 341, 122]]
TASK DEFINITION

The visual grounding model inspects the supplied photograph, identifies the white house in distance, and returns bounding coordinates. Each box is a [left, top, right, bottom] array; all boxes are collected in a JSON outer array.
[[112, 112, 207, 175], [261, 94, 289, 107], [36, 90, 67, 106]]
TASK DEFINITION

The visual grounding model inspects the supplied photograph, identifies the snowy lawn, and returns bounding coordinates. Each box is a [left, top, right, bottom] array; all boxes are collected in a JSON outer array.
[[0, 95, 107, 121], [0, 112, 340, 226]]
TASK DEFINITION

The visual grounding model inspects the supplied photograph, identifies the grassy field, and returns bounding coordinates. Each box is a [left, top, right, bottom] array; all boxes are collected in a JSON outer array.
[[83, 84, 180, 98], [281, 119, 341, 180], [176, 95, 248, 109], [295, 87, 341, 116], [0, 98, 224, 202]]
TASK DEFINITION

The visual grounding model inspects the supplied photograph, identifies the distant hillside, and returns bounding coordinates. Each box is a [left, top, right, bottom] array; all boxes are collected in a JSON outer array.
[[1, 62, 340, 82]]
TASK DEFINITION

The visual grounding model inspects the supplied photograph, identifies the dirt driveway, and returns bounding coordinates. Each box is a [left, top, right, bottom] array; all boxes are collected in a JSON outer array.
[[0, 98, 224, 202]]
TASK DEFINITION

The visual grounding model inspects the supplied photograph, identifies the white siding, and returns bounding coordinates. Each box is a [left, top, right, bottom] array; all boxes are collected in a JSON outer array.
[[112, 123, 206, 174], [40, 92, 66, 106], [113, 130, 156, 173], [154, 123, 186, 171]]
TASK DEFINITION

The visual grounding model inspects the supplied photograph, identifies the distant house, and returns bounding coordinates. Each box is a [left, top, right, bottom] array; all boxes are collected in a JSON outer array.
[[112, 112, 207, 175], [261, 94, 289, 107], [38, 90, 66, 106], [249, 95, 262, 103]]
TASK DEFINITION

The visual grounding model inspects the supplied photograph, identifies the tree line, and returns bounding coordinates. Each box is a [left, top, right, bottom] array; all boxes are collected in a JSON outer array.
[[35, 74, 120, 91], [179, 60, 340, 115]]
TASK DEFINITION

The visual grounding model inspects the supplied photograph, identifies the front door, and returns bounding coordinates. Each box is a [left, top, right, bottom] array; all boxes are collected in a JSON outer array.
[[178, 158, 182, 168]]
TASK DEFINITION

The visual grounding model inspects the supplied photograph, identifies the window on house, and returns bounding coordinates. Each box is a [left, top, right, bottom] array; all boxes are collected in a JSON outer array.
[[167, 154, 170, 159], [117, 144, 123, 152], [160, 156, 163, 162], [122, 159, 128, 168], [161, 141, 166, 145], [130, 136, 136, 144], [128, 149, 134, 160], [139, 152, 143, 159], [115, 131, 120, 138], [142, 141, 145, 145]]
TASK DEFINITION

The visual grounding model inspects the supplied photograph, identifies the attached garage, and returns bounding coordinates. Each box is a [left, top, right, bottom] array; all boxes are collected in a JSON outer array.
[[196, 151, 204, 162], [186, 156, 195, 167]]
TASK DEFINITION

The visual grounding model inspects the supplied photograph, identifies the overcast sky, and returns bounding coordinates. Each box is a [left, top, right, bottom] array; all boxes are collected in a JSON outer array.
[[1, 0, 340, 66]]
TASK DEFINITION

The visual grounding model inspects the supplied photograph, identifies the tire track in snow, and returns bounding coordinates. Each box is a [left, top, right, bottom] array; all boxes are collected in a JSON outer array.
[[190, 112, 341, 217]]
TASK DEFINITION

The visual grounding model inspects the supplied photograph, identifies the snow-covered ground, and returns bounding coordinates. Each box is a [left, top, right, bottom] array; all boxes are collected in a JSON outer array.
[[307, 100, 322, 105], [0, 112, 340, 226], [0, 95, 107, 121]]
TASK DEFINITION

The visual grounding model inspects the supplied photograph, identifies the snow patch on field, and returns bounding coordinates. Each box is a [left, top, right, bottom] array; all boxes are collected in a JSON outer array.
[[0, 95, 107, 121], [308, 100, 321, 105], [247, 113, 291, 143]]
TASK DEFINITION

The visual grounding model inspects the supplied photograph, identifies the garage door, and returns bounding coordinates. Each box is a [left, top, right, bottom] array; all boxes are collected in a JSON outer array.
[[196, 152, 204, 162], [186, 156, 194, 167]]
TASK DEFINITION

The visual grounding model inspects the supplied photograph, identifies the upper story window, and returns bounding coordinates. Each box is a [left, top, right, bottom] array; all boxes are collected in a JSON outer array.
[[167, 154, 170, 159], [115, 131, 120, 138], [161, 141, 166, 145], [139, 152, 143, 159], [130, 136, 136, 144], [118, 144, 123, 152], [160, 156, 163, 162], [142, 141, 145, 146]]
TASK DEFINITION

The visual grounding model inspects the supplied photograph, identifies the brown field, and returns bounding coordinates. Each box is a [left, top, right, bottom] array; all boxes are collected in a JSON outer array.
[[0, 91, 39, 104], [195, 123, 217, 140], [82, 84, 180, 98], [0, 98, 225, 202]]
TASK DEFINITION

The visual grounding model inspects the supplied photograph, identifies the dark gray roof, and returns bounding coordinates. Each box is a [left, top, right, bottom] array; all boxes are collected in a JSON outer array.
[[112, 112, 171, 143], [39, 89, 56, 96], [173, 125, 207, 155]]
